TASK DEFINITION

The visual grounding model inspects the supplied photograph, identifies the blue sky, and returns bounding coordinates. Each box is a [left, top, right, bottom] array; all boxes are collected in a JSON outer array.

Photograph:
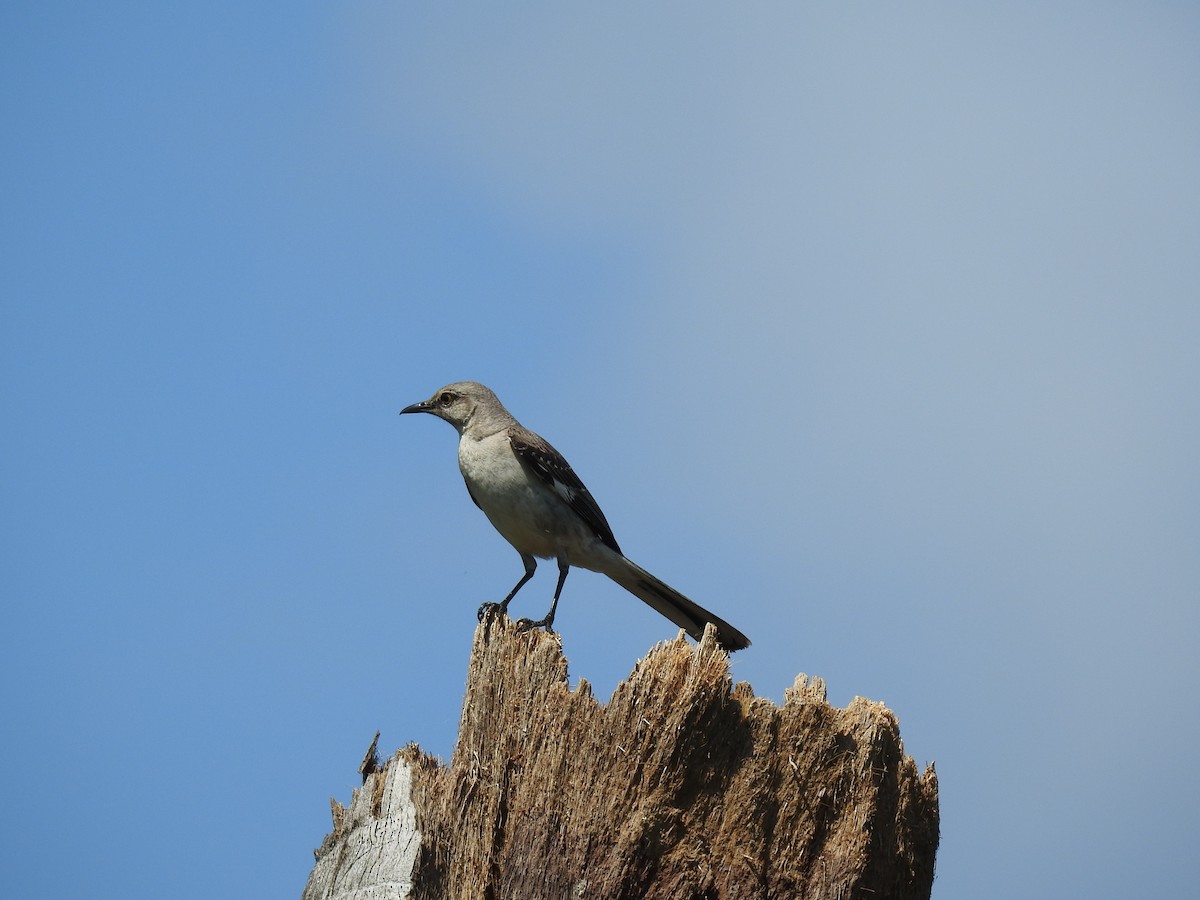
[[2, 3, 1197, 897]]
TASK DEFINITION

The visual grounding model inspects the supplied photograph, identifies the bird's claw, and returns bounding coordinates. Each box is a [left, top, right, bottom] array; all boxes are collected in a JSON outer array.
[[515, 616, 554, 634], [477, 601, 504, 623]]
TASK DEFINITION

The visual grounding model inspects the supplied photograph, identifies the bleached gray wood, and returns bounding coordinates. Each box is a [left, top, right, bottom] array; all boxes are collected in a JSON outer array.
[[302, 758, 421, 900]]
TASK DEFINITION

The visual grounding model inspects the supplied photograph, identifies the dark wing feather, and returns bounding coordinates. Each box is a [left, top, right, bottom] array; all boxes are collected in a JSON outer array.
[[509, 426, 622, 555], [462, 478, 484, 511]]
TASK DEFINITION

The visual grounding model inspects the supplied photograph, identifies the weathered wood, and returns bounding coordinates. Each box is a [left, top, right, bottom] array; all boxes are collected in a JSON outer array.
[[303, 617, 939, 900]]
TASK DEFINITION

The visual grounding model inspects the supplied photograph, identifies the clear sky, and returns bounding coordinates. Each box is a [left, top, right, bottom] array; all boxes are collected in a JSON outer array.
[[2, 3, 1197, 898]]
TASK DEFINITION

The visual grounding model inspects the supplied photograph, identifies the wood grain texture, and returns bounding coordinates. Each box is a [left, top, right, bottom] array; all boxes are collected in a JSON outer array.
[[303, 617, 938, 900]]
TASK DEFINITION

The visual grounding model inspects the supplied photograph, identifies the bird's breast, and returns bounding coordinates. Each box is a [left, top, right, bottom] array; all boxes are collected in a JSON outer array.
[[457, 433, 564, 558]]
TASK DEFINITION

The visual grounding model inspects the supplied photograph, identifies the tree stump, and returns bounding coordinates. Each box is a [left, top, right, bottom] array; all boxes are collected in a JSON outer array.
[[302, 617, 939, 899]]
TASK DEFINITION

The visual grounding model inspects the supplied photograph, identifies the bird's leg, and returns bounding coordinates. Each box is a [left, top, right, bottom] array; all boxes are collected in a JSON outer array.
[[516, 559, 570, 633], [478, 554, 537, 622]]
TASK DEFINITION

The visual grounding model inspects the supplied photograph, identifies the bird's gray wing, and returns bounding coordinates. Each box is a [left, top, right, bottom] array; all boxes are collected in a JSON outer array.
[[508, 426, 623, 555]]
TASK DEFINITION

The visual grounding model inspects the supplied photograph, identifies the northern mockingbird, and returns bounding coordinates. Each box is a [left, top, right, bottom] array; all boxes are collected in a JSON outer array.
[[400, 381, 750, 651]]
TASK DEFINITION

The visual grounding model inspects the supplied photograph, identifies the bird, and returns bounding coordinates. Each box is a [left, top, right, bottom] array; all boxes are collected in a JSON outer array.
[[399, 381, 750, 651]]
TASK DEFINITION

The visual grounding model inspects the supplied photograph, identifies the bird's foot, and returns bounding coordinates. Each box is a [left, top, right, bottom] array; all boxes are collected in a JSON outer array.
[[477, 601, 507, 624], [514, 616, 555, 634]]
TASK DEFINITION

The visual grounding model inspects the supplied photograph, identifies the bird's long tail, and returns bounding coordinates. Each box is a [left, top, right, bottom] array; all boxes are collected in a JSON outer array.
[[605, 557, 751, 651]]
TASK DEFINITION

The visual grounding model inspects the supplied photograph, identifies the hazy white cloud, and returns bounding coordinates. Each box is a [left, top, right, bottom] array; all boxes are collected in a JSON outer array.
[[345, 5, 1200, 895]]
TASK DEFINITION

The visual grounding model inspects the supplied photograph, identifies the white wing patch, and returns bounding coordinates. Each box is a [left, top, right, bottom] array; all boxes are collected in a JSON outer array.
[[551, 479, 577, 504]]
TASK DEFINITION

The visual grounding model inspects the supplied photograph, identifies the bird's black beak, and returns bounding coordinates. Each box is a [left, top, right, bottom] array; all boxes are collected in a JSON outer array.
[[399, 400, 433, 416]]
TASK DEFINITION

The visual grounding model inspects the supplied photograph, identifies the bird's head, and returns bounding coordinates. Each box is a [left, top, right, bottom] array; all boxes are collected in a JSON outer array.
[[400, 381, 503, 434]]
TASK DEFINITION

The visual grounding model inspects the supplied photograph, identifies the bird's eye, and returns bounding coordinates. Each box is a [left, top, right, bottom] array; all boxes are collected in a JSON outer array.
[[438, 392, 454, 406]]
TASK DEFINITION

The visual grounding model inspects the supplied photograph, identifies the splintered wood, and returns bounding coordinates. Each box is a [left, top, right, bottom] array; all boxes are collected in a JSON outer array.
[[303, 618, 939, 900]]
